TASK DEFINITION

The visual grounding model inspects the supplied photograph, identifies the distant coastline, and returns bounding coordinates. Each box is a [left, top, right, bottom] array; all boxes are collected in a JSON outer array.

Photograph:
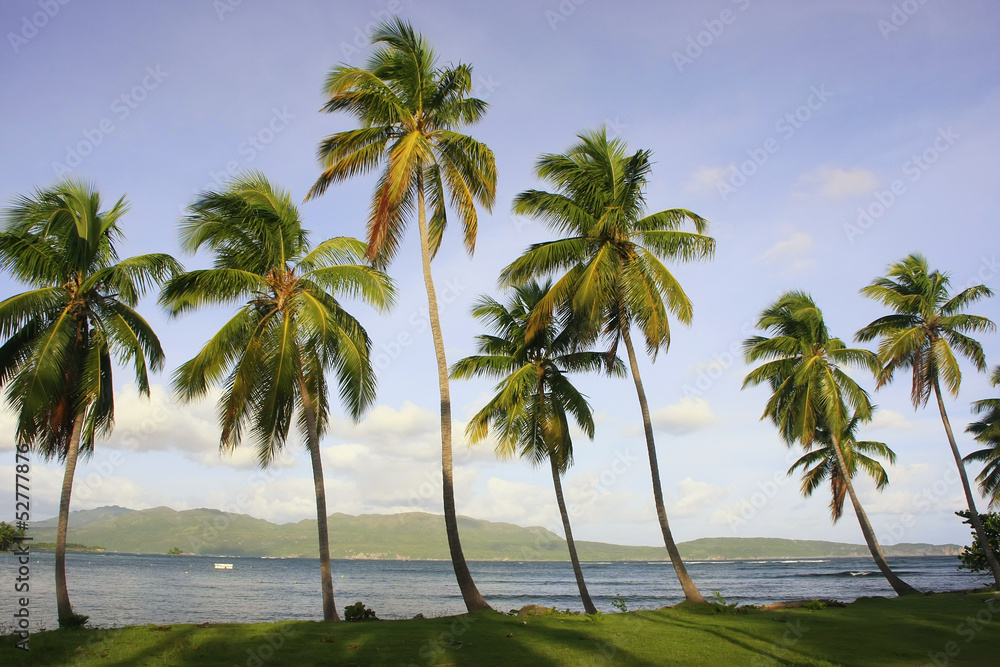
[[14, 505, 962, 562]]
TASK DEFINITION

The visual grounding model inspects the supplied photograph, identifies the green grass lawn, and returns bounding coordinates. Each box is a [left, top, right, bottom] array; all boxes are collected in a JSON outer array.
[[3, 592, 998, 666]]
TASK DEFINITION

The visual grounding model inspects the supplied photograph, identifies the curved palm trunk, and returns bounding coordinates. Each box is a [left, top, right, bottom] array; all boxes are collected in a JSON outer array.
[[549, 455, 597, 614], [415, 179, 490, 612], [299, 379, 339, 621], [621, 326, 705, 603], [830, 436, 918, 595], [56, 413, 85, 625], [933, 378, 1000, 588]]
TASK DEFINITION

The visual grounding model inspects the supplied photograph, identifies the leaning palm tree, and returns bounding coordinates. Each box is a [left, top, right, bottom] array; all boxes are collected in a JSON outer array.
[[856, 253, 1000, 587], [743, 291, 918, 596], [160, 173, 395, 621], [500, 129, 714, 602], [0, 180, 179, 626], [965, 366, 1000, 510], [306, 18, 496, 611], [451, 281, 625, 614]]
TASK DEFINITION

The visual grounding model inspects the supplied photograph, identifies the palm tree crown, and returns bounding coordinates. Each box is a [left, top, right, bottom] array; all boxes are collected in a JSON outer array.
[[163, 172, 395, 461], [789, 414, 896, 522], [500, 127, 714, 347], [451, 280, 623, 467], [1, 179, 178, 456], [307, 17, 496, 268], [855, 252, 995, 405], [744, 291, 878, 443]]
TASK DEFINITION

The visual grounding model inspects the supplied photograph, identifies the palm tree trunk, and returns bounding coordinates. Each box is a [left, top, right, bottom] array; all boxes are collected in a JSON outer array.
[[415, 176, 490, 612], [56, 413, 85, 626], [621, 325, 705, 603], [549, 454, 597, 614], [830, 436, 918, 595], [298, 378, 340, 621], [933, 378, 1000, 588]]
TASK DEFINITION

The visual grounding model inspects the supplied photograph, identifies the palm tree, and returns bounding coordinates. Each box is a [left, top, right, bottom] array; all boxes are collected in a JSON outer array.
[[856, 253, 1000, 587], [160, 173, 395, 621], [965, 366, 1000, 510], [451, 281, 625, 614], [499, 129, 714, 602], [743, 291, 918, 596], [0, 180, 179, 626], [306, 18, 496, 611]]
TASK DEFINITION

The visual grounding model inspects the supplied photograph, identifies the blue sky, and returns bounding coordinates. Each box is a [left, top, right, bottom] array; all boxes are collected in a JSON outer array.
[[1, 0, 998, 551]]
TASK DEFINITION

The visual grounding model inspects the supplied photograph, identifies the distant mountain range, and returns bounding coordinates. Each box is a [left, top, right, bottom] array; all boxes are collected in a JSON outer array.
[[23, 506, 962, 560]]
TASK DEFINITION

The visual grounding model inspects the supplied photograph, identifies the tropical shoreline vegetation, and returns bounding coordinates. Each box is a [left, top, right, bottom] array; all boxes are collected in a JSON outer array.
[[2, 17, 999, 643]]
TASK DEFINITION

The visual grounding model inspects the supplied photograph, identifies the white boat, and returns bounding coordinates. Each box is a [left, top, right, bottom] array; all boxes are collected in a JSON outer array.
[[214, 563, 233, 570]]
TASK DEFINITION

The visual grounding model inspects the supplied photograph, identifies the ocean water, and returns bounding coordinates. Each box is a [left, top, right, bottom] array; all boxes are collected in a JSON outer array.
[[0, 551, 985, 631]]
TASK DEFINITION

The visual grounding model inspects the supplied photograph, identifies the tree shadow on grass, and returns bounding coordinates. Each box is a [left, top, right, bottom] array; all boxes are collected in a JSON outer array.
[[654, 613, 825, 666]]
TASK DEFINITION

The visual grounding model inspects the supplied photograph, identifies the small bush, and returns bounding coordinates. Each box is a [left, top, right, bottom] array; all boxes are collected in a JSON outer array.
[[710, 591, 739, 613], [59, 613, 89, 629], [611, 594, 628, 613], [344, 601, 377, 622]]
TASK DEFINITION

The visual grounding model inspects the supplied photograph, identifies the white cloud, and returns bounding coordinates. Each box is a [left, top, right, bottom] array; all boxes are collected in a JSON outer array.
[[0, 406, 16, 452], [758, 231, 811, 261], [868, 409, 915, 431], [854, 463, 966, 519], [685, 165, 730, 195], [666, 477, 731, 518], [756, 231, 815, 274], [800, 166, 879, 199], [650, 397, 716, 435], [0, 383, 254, 467], [463, 477, 559, 528]]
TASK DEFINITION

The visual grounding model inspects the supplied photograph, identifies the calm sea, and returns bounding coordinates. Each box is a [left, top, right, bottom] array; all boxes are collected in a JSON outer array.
[[0, 551, 985, 630]]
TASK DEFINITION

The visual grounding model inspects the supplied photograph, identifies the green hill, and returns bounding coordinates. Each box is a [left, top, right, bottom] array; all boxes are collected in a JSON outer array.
[[25, 506, 960, 560]]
